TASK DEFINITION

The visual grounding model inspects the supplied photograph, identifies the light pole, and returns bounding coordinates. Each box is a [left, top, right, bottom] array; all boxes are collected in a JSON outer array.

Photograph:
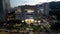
[[25, 19, 34, 32]]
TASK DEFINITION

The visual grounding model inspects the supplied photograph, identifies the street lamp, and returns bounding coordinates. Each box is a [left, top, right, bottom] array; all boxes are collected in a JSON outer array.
[[25, 19, 34, 31], [25, 19, 34, 25]]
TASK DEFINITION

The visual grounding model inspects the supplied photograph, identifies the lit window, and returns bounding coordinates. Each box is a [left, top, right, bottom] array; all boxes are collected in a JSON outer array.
[[15, 9, 21, 13], [25, 9, 34, 13], [40, 9, 44, 14], [34, 20, 37, 23], [38, 20, 41, 23], [27, 9, 34, 13], [22, 20, 24, 22]]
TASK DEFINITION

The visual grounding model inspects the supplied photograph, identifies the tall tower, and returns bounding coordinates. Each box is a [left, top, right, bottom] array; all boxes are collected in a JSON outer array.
[[0, 0, 10, 21], [3, 0, 10, 11]]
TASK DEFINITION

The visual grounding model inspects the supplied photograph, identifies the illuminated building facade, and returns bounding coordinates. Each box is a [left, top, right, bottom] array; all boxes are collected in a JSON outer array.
[[15, 5, 42, 22]]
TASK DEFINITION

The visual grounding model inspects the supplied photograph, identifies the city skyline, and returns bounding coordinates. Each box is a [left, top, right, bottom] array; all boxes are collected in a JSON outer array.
[[10, 0, 60, 8]]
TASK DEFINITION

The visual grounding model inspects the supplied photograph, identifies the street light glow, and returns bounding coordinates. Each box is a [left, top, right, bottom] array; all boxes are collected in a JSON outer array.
[[25, 19, 34, 24]]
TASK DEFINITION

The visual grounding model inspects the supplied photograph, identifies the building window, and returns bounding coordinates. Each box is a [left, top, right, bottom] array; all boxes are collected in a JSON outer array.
[[37, 10, 40, 13], [25, 9, 34, 13], [25, 15, 32, 18], [40, 9, 44, 14], [15, 9, 21, 13]]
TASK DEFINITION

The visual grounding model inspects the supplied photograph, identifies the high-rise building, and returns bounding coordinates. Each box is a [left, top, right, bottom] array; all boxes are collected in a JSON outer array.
[[0, 0, 4, 21], [0, 0, 10, 21], [15, 5, 39, 20], [49, 1, 60, 21], [36, 3, 49, 18]]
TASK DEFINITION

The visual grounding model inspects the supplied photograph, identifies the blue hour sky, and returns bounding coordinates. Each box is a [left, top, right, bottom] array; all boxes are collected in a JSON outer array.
[[10, 0, 60, 8]]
